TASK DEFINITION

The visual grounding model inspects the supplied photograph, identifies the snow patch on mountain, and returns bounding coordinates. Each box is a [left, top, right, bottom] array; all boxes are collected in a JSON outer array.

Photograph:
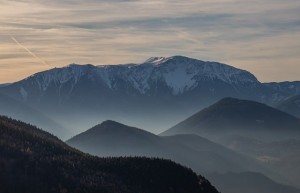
[[295, 100, 300, 107], [97, 68, 112, 89], [128, 65, 155, 94], [144, 57, 168, 64], [162, 63, 197, 94], [201, 62, 258, 84], [20, 87, 28, 101], [27, 64, 95, 92]]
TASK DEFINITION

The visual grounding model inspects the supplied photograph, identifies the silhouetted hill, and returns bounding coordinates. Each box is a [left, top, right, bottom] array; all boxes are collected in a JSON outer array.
[[0, 116, 219, 193], [162, 97, 300, 140], [67, 120, 164, 156], [277, 95, 300, 118]]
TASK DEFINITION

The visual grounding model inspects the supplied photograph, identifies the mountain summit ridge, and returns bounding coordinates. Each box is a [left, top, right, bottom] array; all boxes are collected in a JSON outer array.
[[6, 56, 260, 99]]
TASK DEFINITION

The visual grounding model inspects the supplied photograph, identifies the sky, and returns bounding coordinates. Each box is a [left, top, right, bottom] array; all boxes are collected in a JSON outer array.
[[0, 0, 300, 83]]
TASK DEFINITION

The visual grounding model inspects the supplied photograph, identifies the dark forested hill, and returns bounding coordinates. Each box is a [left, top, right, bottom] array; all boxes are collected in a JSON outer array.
[[0, 116, 219, 193]]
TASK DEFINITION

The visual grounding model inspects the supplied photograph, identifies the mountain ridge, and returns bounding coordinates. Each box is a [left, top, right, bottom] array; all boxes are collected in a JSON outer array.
[[0, 115, 219, 193], [66, 119, 298, 193], [67, 119, 274, 175], [7, 55, 260, 98]]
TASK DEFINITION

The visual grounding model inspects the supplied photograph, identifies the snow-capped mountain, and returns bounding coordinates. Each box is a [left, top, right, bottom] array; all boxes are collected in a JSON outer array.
[[0, 56, 296, 136], [2, 56, 260, 101]]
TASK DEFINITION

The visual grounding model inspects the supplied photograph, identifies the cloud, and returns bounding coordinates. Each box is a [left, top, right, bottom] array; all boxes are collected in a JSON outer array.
[[0, 0, 300, 82], [10, 36, 50, 67]]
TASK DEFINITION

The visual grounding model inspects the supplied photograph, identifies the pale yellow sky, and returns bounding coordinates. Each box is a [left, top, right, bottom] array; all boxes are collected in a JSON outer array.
[[0, 0, 300, 83]]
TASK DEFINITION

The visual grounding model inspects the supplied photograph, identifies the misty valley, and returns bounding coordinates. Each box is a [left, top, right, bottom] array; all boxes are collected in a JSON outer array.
[[1, 56, 300, 193]]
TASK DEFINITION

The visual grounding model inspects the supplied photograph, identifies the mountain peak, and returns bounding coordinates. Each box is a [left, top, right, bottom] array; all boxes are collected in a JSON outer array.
[[99, 120, 126, 128], [67, 120, 160, 151], [144, 57, 168, 64], [79, 120, 156, 137], [143, 55, 195, 65]]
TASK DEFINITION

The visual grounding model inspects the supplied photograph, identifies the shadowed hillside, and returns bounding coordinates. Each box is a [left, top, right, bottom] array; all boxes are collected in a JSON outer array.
[[0, 116, 219, 193], [67, 120, 300, 193], [162, 97, 300, 141], [206, 172, 300, 193]]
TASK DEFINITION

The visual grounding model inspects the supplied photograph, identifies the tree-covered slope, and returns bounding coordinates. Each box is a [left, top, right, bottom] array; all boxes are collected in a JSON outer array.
[[0, 116, 218, 193]]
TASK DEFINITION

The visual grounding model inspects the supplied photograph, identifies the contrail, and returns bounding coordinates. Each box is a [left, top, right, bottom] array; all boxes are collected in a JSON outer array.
[[10, 36, 50, 67]]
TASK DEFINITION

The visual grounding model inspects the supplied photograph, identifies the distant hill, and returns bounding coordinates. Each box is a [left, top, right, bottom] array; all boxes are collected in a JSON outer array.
[[0, 93, 69, 139], [67, 120, 271, 175], [206, 172, 300, 193], [67, 120, 163, 157], [277, 95, 300, 118], [222, 136, 300, 188], [0, 116, 219, 193], [162, 97, 300, 141], [67, 120, 299, 193]]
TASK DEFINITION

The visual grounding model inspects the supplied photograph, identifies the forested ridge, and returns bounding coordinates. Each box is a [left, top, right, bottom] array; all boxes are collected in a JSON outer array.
[[0, 116, 218, 193]]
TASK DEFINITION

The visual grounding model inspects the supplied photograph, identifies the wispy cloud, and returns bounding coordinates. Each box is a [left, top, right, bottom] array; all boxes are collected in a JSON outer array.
[[0, 0, 300, 82], [10, 36, 50, 67]]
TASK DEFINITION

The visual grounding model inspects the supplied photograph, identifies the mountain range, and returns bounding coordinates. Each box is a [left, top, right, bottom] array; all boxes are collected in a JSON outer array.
[[0, 56, 299, 138], [0, 115, 219, 193], [66, 120, 264, 174], [66, 119, 300, 193], [1, 55, 300, 193]]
